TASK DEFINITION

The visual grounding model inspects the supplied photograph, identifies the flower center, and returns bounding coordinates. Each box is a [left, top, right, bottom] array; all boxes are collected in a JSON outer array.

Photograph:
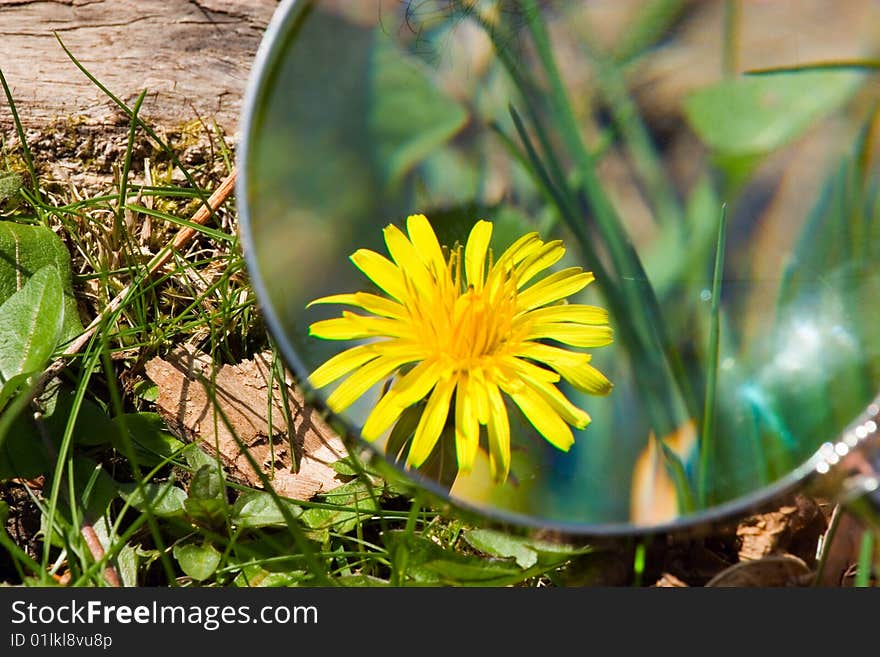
[[409, 247, 522, 369]]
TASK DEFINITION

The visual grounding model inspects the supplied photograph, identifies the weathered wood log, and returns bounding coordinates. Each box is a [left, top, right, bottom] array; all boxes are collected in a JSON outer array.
[[0, 0, 279, 135]]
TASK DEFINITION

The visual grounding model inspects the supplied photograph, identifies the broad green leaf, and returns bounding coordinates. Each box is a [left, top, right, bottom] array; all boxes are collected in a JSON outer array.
[[76, 458, 118, 518], [185, 445, 216, 472], [131, 379, 158, 402], [173, 541, 221, 581], [0, 172, 21, 206], [417, 558, 521, 584], [41, 457, 119, 549], [111, 412, 186, 468], [613, 0, 687, 62], [184, 463, 229, 526], [0, 221, 83, 342], [42, 386, 115, 447], [463, 529, 593, 570], [232, 490, 302, 529], [119, 482, 187, 518], [300, 479, 379, 535], [116, 543, 139, 587], [0, 264, 64, 383], [337, 574, 390, 587], [368, 32, 468, 189], [383, 530, 522, 585], [0, 412, 51, 479], [330, 457, 361, 477], [642, 175, 721, 299], [1, 383, 117, 480], [0, 371, 33, 414], [188, 463, 225, 500], [463, 529, 539, 569], [683, 71, 862, 156], [233, 565, 307, 587]]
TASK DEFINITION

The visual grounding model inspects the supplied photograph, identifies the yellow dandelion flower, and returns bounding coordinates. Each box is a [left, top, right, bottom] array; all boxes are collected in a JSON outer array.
[[307, 214, 613, 482]]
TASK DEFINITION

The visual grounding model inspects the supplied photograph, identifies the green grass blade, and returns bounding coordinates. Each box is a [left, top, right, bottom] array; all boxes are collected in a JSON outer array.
[[855, 529, 875, 587], [53, 34, 214, 222], [0, 68, 43, 208], [698, 204, 727, 507]]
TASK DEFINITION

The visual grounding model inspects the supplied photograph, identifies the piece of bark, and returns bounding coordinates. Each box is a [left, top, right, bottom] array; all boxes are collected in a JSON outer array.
[[0, 0, 279, 134], [736, 494, 826, 563], [145, 346, 348, 500]]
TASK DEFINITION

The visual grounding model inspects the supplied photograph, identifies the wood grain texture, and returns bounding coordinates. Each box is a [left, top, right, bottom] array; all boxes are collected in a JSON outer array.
[[0, 0, 280, 134]]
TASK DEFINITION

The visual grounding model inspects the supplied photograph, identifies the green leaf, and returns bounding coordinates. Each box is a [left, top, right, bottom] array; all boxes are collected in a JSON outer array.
[[330, 458, 358, 477], [233, 565, 307, 587], [184, 463, 229, 526], [0, 264, 64, 383], [0, 371, 33, 414], [173, 541, 221, 582], [683, 71, 862, 156], [185, 445, 216, 472], [42, 386, 115, 447], [119, 482, 187, 518], [463, 529, 539, 569], [0, 412, 51, 479], [417, 558, 521, 584], [232, 490, 302, 529], [642, 175, 721, 299], [40, 458, 118, 548], [337, 574, 390, 587], [0, 172, 21, 206], [111, 412, 186, 468], [368, 32, 468, 189], [0, 221, 83, 343], [383, 530, 522, 585], [188, 463, 225, 500], [462, 529, 593, 570], [300, 479, 379, 535], [116, 543, 139, 587], [74, 457, 118, 518]]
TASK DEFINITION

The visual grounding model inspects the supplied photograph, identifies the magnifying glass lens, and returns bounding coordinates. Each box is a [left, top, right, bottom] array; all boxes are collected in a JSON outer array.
[[239, 1, 880, 533]]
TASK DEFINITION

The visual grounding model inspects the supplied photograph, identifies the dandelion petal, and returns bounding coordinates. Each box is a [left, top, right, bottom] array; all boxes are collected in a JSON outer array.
[[486, 383, 510, 482], [505, 383, 575, 452], [455, 376, 480, 472], [407, 377, 457, 468], [309, 344, 379, 389], [465, 220, 492, 290]]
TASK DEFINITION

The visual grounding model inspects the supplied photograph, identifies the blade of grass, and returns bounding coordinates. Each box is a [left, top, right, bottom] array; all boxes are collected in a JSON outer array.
[[747, 60, 880, 75], [53, 34, 215, 223], [34, 169, 236, 394], [576, 22, 685, 229], [117, 89, 148, 229], [632, 538, 647, 586], [99, 346, 178, 585], [0, 67, 43, 208], [520, 0, 699, 435], [855, 529, 875, 587], [812, 504, 844, 587], [698, 204, 727, 507], [507, 100, 689, 440]]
